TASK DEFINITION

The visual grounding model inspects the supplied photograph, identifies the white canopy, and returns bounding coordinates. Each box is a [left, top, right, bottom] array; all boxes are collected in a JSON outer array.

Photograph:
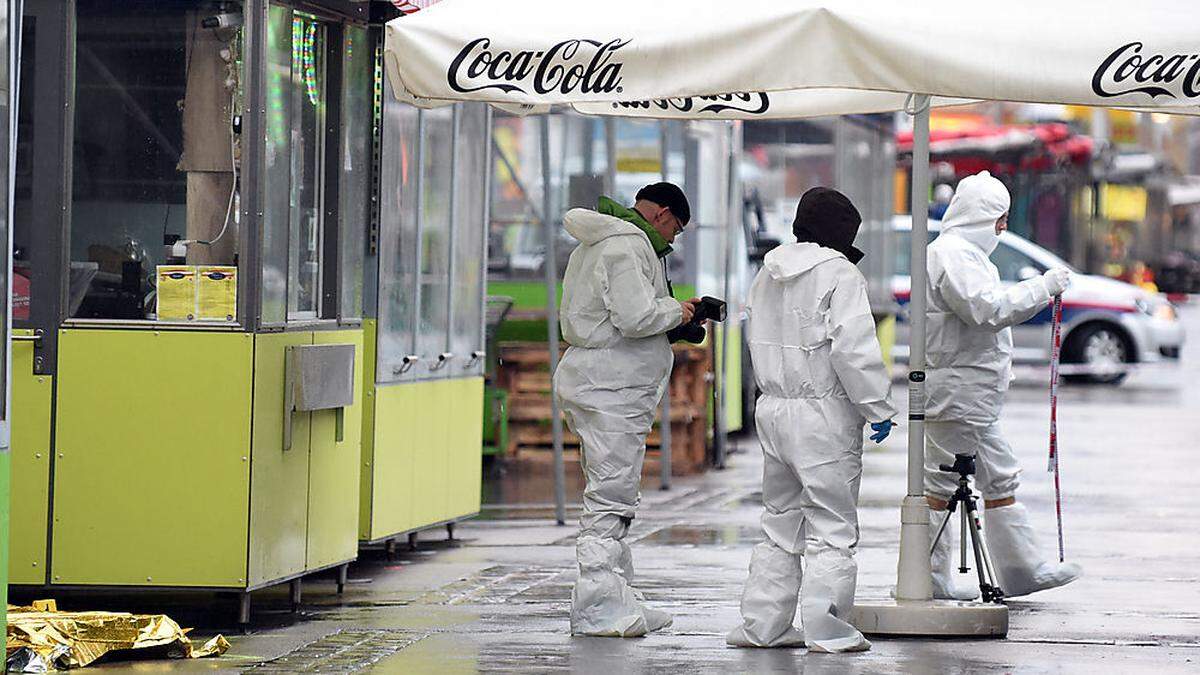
[[382, 0, 1200, 626], [385, 0, 1200, 116]]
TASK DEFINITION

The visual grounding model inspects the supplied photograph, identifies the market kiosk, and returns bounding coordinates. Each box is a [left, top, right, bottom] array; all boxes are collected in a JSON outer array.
[[9, 0, 384, 622], [356, 72, 488, 548]]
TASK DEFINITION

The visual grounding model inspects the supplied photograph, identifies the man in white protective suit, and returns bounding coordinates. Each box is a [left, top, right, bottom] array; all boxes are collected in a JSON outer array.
[[555, 182, 700, 637], [727, 187, 897, 653], [924, 170, 1082, 600]]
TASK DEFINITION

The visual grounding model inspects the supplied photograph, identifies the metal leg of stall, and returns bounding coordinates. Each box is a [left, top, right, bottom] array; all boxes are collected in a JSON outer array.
[[289, 579, 302, 613], [238, 592, 251, 629], [446, 521, 456, 541], [408, 532, 419, 551], [336, 563, 349, 595]]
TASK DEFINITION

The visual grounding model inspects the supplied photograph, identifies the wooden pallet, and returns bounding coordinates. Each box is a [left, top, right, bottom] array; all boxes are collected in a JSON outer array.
[[497, 342, 712, 474]]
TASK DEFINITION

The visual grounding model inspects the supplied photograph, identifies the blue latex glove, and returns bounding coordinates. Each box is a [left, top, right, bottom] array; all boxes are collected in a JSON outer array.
[[869, 420, 894, 444]]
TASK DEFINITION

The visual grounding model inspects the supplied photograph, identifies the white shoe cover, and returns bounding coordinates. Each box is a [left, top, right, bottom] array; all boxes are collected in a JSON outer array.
[[929, 510, 981, 601], [726, 624, 806, 648], [571, 536, 672, 637], [727, 542, 807, 648], [799, 550, 871, 653], [643, 607, 674, 633], [984, 503, 1083, 598]]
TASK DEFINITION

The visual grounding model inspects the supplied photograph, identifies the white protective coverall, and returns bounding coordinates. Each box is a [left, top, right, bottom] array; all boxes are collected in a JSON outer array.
[[925, 171, 1080, 598], [728, 242, 896, 652], [555, 206, 682, 637]]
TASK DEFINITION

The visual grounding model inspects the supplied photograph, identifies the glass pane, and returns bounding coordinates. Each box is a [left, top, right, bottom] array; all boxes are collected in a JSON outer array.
[[375, 78, 419, 383], [451, 104, 488, 378], [415, 107, 453, 379], [13, 17, 33, 324], [337, 25, 371, 321], [262, 4, 292, 324], [487, 114, 545, 283], [0, 0, 10, 421], [286, 15, 325, 320], [71, 0, 243, 321]]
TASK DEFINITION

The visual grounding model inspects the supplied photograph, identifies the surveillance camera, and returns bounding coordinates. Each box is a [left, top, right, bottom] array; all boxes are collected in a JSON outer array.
[[202, 13, 243, 30]]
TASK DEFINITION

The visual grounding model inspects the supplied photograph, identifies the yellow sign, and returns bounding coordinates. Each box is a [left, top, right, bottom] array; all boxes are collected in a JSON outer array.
[[156, 265, 238, 322], [156, 266, 197, 321], [1100, 183, 1148, 222], [197, 266, 238, 321]]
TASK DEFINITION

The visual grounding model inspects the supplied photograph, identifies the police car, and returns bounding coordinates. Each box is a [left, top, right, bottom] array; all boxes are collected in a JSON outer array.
[[892, 217, 1185, 385]]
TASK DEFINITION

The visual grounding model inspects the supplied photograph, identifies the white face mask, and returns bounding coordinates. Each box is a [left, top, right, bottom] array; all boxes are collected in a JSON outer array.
[[954, 222, 1001, 255]]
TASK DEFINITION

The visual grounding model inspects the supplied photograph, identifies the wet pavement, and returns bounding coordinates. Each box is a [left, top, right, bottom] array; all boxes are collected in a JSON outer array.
[[33, 303, 1200, 673]]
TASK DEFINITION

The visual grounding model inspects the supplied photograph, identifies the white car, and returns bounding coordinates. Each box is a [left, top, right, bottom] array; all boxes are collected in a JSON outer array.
[[892, 217, 1185, 385]]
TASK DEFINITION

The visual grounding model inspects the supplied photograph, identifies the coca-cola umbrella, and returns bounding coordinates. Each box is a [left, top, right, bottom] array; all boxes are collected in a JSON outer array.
[[383, 0, 1200, 637], [385, 0, 1200, 112]]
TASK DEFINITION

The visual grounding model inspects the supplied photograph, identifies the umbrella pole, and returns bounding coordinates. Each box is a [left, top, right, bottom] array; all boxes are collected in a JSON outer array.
[[541, 118, 567, 527], [850, 95, 1007, 637], [895, 95, 934, 601], [658, 121, 672, 491]]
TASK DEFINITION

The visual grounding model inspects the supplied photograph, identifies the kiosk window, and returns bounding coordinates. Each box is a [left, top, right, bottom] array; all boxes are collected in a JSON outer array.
[[70, 0, 243, 321], [376, 78, 419, 383], [451, 104, 488, 378], [287, 14, 325, 320], [415, 107, 453, 378], [13, 20, 34, 323], [263, 6, 365, 326], [262, 4, 292, 324], [377, 96, 490, 384]]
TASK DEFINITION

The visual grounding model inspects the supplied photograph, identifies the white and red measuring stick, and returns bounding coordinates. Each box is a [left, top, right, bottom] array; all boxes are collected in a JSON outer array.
[[1047, 294, 1065, 562]]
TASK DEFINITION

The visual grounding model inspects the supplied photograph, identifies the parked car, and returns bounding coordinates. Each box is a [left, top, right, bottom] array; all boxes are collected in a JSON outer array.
[[892, 216, 1185, 385]]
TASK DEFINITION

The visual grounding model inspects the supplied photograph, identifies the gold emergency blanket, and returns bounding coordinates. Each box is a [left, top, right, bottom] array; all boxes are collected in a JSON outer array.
[[6, 600, 229, 671]]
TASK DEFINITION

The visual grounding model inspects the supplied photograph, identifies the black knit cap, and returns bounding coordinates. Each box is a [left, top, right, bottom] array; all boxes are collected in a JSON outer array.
[[636, 182, 691, 226], [792, 187, 864, 263]]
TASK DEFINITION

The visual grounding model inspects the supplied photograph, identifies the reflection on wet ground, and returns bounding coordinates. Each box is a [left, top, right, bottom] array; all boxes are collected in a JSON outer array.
[[637, 524, 763, 547]]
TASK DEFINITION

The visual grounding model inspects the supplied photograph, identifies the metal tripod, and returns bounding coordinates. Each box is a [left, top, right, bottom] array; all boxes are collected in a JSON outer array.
[[930, 454, 1005, 604]]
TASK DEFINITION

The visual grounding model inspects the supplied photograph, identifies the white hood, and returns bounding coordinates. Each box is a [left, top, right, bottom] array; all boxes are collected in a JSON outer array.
[[563, 208, 647, 246], [763, 242, 844, 281], [940, 171, 1010, 255]]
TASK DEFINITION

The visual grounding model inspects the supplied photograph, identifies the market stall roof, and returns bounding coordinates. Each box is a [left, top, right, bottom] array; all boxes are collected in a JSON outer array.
[[384, 0, 1200, 119], [895, 123, 1095, 174]]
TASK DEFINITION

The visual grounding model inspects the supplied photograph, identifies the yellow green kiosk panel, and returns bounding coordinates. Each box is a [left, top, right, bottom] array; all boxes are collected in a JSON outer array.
[[9, 331, 53, 585], [308, 330, 364, 571], [52, 330, 254, 587], [247, 331, 314, 588], [45, 328, 364, 590], [358, 325, 484, 543]]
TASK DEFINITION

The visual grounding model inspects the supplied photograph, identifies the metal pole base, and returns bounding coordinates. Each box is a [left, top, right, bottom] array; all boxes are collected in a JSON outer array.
[[851, 600, 1008, 637]]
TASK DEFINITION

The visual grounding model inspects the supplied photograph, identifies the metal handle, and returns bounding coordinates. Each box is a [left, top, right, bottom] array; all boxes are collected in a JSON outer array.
[[433, 352, 455, 369], [465, 350, 486, 368], [392, 354, 421, 375], [12, 332, 42, 344]]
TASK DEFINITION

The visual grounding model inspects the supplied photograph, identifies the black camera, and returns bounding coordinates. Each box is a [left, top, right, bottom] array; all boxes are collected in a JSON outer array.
[[668, 296, 727, 344], [938, 453, 977, 477]]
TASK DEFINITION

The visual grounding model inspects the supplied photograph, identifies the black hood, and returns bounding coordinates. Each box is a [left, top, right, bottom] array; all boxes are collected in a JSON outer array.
[[792, 187, 864, 264]]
